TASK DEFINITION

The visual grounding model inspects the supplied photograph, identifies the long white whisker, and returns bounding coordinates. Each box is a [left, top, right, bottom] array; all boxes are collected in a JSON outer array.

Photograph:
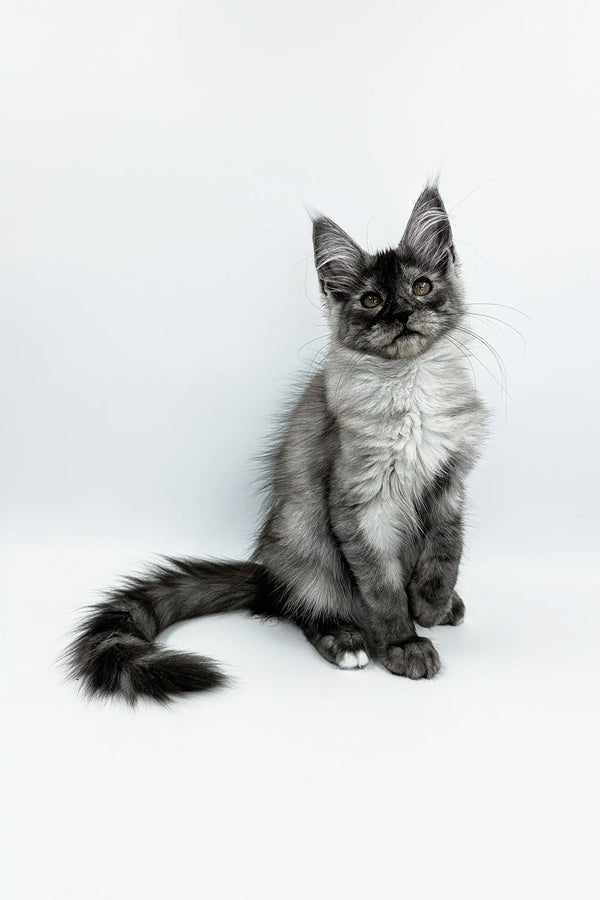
[[456, 324, 508, 386], [296, 334, 328, 358], [465, 311, 528, 358], [468, 302, 536, 325], [443, 333, 478, 393], [453, 325, 513, 403]]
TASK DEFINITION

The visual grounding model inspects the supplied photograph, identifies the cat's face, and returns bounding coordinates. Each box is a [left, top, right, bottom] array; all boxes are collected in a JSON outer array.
[[312, 186, 464, 360]]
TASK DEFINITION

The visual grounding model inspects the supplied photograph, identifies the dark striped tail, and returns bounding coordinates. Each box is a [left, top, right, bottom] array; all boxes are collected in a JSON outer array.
[[66, 558, 267, 704]]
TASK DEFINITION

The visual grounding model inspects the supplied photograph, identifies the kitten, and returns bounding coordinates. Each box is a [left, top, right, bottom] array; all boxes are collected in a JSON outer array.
[[67, 184, 487, 703]]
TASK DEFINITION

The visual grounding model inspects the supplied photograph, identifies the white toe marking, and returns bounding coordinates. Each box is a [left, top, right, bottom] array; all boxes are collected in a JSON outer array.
[[338, 650, 369, 669]]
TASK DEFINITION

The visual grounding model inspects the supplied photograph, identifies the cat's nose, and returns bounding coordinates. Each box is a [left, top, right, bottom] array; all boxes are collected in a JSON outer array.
[[395, 310, 412, 327]]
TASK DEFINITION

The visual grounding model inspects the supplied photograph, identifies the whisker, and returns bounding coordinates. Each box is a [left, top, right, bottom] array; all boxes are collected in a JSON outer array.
[[296, 334, 328, 358], [465, 311, 527, 358], [456, 324, 508, 385], [299, 340, 332, 380], [465, 313, 505, 342], [453, 325, 513, 402], [306, 345, 332, 377], [468, 302, 537, 326], [443, 334, 478, 392]]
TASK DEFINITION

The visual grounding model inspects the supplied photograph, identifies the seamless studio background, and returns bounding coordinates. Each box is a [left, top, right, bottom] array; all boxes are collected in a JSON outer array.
[[1, 2, 599, 899]]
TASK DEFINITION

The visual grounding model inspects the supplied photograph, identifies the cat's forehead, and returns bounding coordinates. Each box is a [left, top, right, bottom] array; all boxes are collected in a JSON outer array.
[[364, 248, 402, 281], [363, 249, 428, 287]]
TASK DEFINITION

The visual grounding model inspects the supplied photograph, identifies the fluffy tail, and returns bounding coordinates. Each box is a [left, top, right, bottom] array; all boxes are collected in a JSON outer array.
[[66, 558, 268, 704]]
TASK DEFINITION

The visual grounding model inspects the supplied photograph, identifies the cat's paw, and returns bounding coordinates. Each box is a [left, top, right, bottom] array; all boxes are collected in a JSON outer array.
[[381, 637, 440, 679], [409, 589, 465, 627], [311, 628, 370, 670], [437, 591, 465, 626], [337, 649, 370, 669]]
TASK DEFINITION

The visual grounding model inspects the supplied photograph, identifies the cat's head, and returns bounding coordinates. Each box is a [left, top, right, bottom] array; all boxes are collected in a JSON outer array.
[[312, 185, 463, 360]]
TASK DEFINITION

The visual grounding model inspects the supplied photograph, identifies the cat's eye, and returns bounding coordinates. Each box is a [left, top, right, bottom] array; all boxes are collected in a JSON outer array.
[[360, 293, 383, 309], [412, 278, 432, 297]]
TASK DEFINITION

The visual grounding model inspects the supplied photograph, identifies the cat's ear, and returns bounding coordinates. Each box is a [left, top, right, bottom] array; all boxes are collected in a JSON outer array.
[[312, 215, 365, 294], [400, 185, 455, 271]]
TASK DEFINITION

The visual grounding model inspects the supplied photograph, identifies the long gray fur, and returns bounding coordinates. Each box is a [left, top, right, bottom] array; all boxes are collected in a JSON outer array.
[[66, 183, 487, 702]]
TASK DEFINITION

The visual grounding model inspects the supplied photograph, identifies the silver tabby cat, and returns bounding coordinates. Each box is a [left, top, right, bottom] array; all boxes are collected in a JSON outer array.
[[67, 184, 487, 703]]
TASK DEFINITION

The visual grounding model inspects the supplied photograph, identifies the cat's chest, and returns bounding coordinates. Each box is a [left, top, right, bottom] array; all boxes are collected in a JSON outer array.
[[324, 347, 484, 551], [332, 366, 462, 506], [344, 395, 451, 492]]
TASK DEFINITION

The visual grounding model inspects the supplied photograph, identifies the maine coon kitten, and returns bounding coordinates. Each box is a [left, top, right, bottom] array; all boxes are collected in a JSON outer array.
[[67, 184, 487, 703]]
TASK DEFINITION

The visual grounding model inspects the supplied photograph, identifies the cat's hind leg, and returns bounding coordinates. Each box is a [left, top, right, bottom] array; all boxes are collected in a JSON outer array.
[[302, 618, 370, 670]]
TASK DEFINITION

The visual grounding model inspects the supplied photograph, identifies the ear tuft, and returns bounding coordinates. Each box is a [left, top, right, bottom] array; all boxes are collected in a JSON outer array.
[[400, 184, 454, 270], [312, 215, 365, 294]]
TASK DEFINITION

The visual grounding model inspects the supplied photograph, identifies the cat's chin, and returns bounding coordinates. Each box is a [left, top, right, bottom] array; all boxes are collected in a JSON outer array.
[[347, 334, 434, 360], [378, 333, 434, 360]]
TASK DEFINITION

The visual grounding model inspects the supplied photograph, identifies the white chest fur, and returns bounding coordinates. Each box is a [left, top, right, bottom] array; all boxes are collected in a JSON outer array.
[[325, 344, 485, 560]]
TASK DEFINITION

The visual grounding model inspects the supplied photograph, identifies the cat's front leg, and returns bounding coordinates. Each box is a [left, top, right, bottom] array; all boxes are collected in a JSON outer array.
[[407, 487, 464, 627], [331, 507, 440, 680], [365, 583, 441, 680]]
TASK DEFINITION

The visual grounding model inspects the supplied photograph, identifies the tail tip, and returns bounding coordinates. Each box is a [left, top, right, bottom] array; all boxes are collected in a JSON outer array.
[[65, 633, 229, 706]]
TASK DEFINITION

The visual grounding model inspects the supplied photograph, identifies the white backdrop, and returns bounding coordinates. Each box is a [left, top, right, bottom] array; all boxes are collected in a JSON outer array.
[[1, 2, 599, 899]]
